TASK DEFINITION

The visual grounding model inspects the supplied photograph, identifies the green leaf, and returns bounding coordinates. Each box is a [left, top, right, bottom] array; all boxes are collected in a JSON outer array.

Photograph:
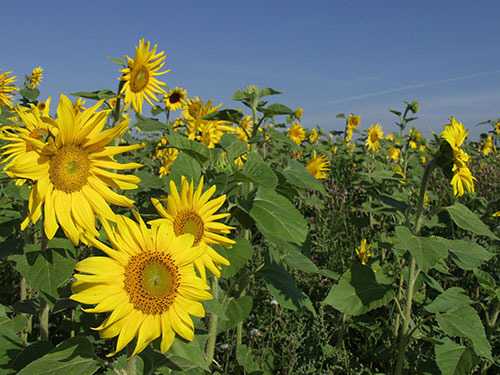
[[70, 91, 101, 101], [473, 269, 496, 296], [394, 227, 448, 273], [166, 336, 210, 372], [136, 170, 166, 191], [322, 264, 395, 316], [19, 87, 40, 101], [259, 103, 293, 117], [237, 344, 262, 375], [445, 203, 499, 240], [17, 336, 99, 375], [434, 338, 478, 375], [231, 89, 246, 101], [234, 152, 277, 189], [250, 188, 308, 245], [225, 140, 248, 161], [168, 153, 202, 184], [336, 113, 346, 119], [260, 87, 282, 97], [446, 239, 494, 270], [218, 238, 253, 278], [425, 288, 472, 313], [168, 134, 209, 163], [202, 109, 243, 123], [7, 341, 53, 375], [107, 56, 126, 67], [265, 128, 300, 149], [11, 244, 76, 306], [281, 159, 326, 194], [217, 296, 253, 333], [0, 305, 24, 368], [135, 113, 165, 132], [258, 249, 315, 315], [0, 238, 24, 258], [375, 193, 410, 213], [96, 89, 116, 99], [389, 109, 402, 116], [436, 304, 492, 360]]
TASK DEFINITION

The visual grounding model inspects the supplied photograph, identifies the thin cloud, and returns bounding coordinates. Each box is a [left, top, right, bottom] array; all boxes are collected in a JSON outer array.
[[319, 69, 500, 106]]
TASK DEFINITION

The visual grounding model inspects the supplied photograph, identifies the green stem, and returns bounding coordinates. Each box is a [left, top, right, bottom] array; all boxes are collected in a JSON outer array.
[[206, 277, 219, 367], [126, 342, 137, 375], [39, 229, 50, 341]]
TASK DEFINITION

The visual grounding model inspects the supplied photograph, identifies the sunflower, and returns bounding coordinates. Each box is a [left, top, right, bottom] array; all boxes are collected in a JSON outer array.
[[71, 211, 211, 357], [366, 124, 384, 152], [158, 148, 179, 178], [73, 97, 86, 116], [120, 39, 169, 114], [440, 117, 476, 196], [287, 123, 306, 145], [164, 87, 187, 111], [495, 121, 500, 135], [30, 67, 43, 88], [481, 136, 493, 156], [3, 94, 143, 244], [236, 115, 253, 142], [309, 129, 318, 143], [347, 114, 361, 130], [0, 70, 18, 108], [355, 239, 372, 265], [295, 108, 303, 120], [306, 150, 330, 179], [150, 177, 235, 280]]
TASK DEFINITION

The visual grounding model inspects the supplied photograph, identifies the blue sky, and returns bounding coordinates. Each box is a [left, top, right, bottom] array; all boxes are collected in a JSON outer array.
[[3, 1, 500, 140]]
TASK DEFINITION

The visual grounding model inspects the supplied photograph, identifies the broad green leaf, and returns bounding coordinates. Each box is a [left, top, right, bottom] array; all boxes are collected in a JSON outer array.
[[202, 109, 243, 123], [446, 239, 493, 270], [70, 91, 100, 101], [166, 336, 210, 372], [434, 338, 477, 375], [11, 244, 76, 306], [7, 341, 53, 375], [19, 87, 40, 101], [168, 153, 202, 184], [231, 89, 246, 101], [250, 188, 307, 245], [258, 249, 315, 315], [436, 305, 492, 360], [265, 128, 300, 149], [445, 203, 499, 240], [218, 238, 254, 278], [394, 227, 448, 273], [259, 103, 293, 117], [322, 264, 395, 316], [375, 193, 410, 213], [425, 287, 471, 313], [107, 56, 126, 66], [281, 160, 326, 194], [233, 153, 277, 189], [226, 140, 249, 161], [168, 134, 209, 163], [0, 304, 24, 368], [260, 87, 282, 97], [237, 344, 262, 374], [17, 336, 99, 375], [0, 238, 24, 258], [473, 269, 496, 296], [135, 113, 165, 132], [217, 296, 253, 333], [136, 170, 166, 191]]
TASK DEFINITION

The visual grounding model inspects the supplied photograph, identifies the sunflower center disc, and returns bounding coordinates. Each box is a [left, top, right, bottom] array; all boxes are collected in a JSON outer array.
[[124, 252, 179, 314], [370, 132, 379, 143], [169, 92, 181, 104], [49, 144, 91, 193], [174, 210, 205, 246], [130, 65, 150, 93]]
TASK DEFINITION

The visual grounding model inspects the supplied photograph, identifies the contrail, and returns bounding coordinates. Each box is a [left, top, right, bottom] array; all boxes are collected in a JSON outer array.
[[322, 69, 500, 105]]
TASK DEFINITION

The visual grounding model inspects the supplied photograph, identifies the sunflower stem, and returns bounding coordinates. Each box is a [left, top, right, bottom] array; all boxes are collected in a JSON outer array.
[[206, 276, 219, 367], [126, 342, 137, 375], [39, 229, 50, 341]]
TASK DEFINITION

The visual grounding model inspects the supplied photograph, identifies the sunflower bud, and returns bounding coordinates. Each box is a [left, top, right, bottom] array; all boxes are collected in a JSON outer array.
[[409, 101, 419, 114]]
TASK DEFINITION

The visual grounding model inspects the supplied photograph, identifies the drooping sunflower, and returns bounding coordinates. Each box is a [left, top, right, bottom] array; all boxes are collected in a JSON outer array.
[[4, 94, 143, 244], [150, 177, 235, 280], [120, 39, 170, 114], [366, 124, 384, 152], [164, 87, 187, 111], [287, 123, 306, 145], [30, 67, 43, 88], [347, 114, 361, 130], [306, 150, 330, 179], [71, 211, 211, 357], [0, 70, 18, 108]]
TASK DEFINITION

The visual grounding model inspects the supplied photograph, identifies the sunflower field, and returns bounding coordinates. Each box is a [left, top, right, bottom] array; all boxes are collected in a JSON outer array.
[[0, 40, 499, 375]]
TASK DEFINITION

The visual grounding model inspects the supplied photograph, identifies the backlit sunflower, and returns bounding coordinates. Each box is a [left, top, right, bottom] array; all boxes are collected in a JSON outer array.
[[150, 177, 235, 280], [30, 67, 43, 88], [366, 124, 384, 152], [120, 39, 169, 114], [0, 70, 18, 108], [71, 211, 211, 357], [164, 87, 187, 111], [287, 123, 306, 145], [347, 114, 361, 130], [306, 150, 330, 179], [4, 94, 143, 244]]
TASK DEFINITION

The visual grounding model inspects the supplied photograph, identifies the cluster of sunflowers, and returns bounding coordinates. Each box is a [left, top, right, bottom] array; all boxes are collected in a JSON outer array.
[[0, 40, 237, 358]]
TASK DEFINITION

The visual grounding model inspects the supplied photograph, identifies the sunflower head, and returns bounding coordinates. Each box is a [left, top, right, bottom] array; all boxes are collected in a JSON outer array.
[[120, 39, 170, 114], [366, 124, 384, 152], [287, 123, 306, 145], [164, 87, 187, 111], [71, 211, 212, 357], [29, 67, 43, 88], [150, 176, 235, 280], [306, 150, 330, 179], [347, 114, 361, 130], [0, 70, 19, 108]]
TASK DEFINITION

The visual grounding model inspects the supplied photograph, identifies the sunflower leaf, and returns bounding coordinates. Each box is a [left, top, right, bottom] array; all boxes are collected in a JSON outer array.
[[434, 338, 478, 375], [445, 203, 499, 240], [281, 159, 326, 194]]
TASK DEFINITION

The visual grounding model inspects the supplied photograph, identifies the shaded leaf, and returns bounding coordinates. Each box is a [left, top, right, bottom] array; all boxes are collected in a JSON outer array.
[[281, 160, 326, 194], [218, 296, 253, 333], [446, 239, 494, 270], [445, 203, 499, 240], [434, 338, 478, 375], [218, 238, 254, 278]]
